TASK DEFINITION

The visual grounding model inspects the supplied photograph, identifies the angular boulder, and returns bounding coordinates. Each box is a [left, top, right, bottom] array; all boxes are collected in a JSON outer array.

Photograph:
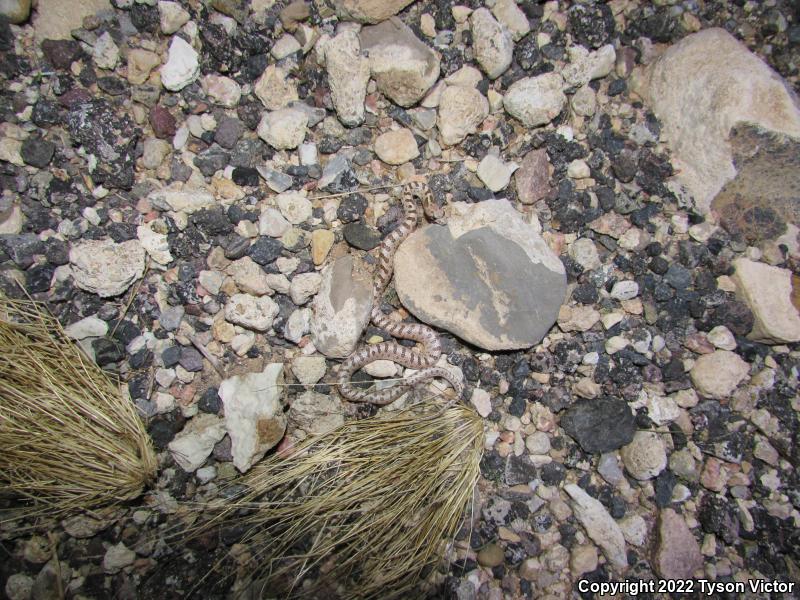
[[394, 200, 566, 350]]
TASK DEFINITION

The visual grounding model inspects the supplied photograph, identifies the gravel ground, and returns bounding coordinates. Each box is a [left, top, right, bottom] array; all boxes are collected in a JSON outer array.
[[0, 0, 799, 599]]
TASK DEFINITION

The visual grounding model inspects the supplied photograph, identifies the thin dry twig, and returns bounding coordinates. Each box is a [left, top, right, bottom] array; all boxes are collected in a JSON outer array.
[[0, 296, 157, 520]]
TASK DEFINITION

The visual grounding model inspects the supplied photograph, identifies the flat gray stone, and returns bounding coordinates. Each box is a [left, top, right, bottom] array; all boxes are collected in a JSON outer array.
[[394, 200, 566, 350]]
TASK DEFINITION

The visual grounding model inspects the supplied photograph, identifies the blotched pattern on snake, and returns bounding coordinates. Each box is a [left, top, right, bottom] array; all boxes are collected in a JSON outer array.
[[336, 182, 463, 405]]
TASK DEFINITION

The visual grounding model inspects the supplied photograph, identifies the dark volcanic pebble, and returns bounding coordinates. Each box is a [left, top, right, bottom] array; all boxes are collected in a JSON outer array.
[[343, 222, 382, 251], [20, 137, 56, 168], [560, 396, 636, 454]]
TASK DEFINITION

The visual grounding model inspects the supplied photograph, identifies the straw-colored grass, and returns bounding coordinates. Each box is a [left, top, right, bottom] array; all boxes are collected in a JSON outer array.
[[0, 295, 157, 518], [194, 400, 484, 599]]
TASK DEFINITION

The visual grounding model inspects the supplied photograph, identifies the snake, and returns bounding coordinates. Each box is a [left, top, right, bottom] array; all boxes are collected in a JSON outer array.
[[336, 182, 464, 405]]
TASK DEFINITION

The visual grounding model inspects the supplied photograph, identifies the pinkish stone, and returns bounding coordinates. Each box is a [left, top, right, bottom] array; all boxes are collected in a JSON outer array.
[[150, 105, 177, 139], [515, 148, 552, 205], [653, 509, 703, 579]]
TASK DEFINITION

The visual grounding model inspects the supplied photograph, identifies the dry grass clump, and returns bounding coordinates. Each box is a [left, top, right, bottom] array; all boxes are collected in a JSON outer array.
[[0, 296, 157, 518], [196, 400, 484, 599]]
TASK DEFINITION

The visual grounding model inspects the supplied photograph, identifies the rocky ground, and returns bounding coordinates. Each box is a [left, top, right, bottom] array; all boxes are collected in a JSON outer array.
[[1, 0, 800, 598]]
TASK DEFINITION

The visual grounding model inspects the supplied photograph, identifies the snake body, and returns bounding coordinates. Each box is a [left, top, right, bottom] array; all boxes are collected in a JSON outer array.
[[337, 182, 463, 405]]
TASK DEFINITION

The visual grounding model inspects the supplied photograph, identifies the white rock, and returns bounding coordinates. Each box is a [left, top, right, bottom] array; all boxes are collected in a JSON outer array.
[[470, 388, 492, 417], [444, 65, 483, 89], [504, 73, 566, 128], [491, 0, 530, 41], [161, 36, 199, 92], [230, 331, 255, 355], [569, 238, 601, 270], [470, 8, 513, 79], [254, 64, 298, 111], [227, 257, 271, 296], [562, 44, 616, 87], [219, 364, 287, 472], [137, 223, 173, 266], [199, 270, 223, 294], [276, 191, 312, 224], [690, 350, 749, 399], [646, 394, 681, 426], [324, 29, 370, 126], [564, 483, 628, 571], [707, 325, 737, 350], [93, 32, 120, 70], [202, 74, 242, 108], [0, 138, 23, 166], [64, 316, 108, 340], [363, 359, 398, 378], [567, 159, 591, 179], [271, 33, 301, 59], [299, 143, 318, 166], [69, 239, 145, 298], [265, 273, 291, 294], [619, 431, 667, 481], [437, 85, 489, 146], [142, 138, 171, 170], [289, 390, 345, 436], [476, 153, 518, 192], [290, 272, 323, 305], [257, 108, 308, 150], [5, 573, 33, 600], [360, 17, 441, 107], [610, 281, 639, 300], [571, 85, 597, 117], [731, 258, 800, 343], [332, 0, 414, 23], [291, 355, 327, 385], [168, 413, 226, 472], [196, 465, 216, 483], [374, 129, 419, 165], [224, 293, 280, 331], [102, 543, 136, 574], [259, 206, 291, 237], [526, 431, 551, 455], [619, 514, 648, 547], [158, 0, 190, 34], [285, 307, 312, 343]]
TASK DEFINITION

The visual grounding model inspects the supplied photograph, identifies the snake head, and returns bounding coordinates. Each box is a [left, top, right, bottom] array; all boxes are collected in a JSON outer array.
[[422, 198, 447, 224]]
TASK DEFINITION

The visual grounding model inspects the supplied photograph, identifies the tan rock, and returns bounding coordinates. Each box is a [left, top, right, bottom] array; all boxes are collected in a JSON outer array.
[[254, 64, 298, 111], [311, 229, 335, 265], [633, 28, 800, 214], [32, 0, 111, 40], [437, 85, 489, 146], [126, 49, 161, 85], [731, 258, 800, 343], [690, 350, 749, 399], [374, 129, 419, 165], [331, 0, 415, 24]]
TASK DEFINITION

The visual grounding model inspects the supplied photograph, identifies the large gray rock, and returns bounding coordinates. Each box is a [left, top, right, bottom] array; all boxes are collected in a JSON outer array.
[[632, 28, 800, 214], [219, 364, 286, 472], [325, 29, 370, 126], [332, 0, 415, 23], [394, 200, 566, 350], [360, 18, 440, 108], [69, 239, 146, 298], [311, 255, 373, 358]]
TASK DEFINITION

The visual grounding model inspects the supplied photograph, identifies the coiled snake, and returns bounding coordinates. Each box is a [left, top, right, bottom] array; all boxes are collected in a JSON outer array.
[[336, 182, 463, 405]]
